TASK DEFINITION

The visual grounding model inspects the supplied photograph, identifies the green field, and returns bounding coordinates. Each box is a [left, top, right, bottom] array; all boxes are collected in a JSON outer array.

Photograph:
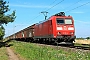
[[9, 40, 90, 60], [0, 41, 8, 60], [0, 47, 8, 60]]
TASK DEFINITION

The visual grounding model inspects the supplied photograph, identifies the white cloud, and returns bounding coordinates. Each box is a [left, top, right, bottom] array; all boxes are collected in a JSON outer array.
[[70, 11, 84, 14], [10, 4, 51, 8]]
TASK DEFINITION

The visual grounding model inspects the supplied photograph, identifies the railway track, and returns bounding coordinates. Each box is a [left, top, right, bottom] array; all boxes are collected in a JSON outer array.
[[35, 43, 90, 52], [72, 44, 90, 50], [14, 39, 90, 52], [55, 43, 90, 51]]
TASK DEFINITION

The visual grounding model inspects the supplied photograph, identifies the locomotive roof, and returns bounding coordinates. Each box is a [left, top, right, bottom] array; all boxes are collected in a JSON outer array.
[[36, 12, 72, 25], [54, 12, 65, 16]]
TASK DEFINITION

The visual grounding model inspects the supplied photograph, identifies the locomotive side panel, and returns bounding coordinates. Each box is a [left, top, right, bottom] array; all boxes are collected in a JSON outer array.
[[42, 20, 53, 38], [48, 20, 53, 37], [34, 20, 53, 38], [42, 21, 48, 37]]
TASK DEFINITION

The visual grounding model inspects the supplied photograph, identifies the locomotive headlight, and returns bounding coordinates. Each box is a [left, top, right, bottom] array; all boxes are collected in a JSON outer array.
[[57, 27, 62, 30], [68, 27, 74, 30], [70, 32, 73, 34], [58, 32, 61, 35]]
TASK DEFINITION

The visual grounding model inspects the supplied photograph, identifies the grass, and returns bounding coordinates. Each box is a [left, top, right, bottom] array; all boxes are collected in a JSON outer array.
[[0, 41, 9, 60], [9, 40, 90, 60], [0, 47, 8, 60]]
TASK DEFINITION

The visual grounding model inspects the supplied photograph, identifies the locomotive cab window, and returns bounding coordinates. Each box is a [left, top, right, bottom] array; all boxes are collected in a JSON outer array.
[[56, 18, 64, 24], [65, 19, 72, 24]]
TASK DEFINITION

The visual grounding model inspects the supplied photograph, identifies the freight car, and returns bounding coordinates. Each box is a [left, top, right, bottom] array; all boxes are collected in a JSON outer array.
[[7, 12, 76, 44], [13, 24, 35, 42]]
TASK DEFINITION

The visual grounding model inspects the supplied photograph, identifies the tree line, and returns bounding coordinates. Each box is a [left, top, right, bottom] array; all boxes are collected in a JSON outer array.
[[76, 37, 90, 40], [0, 0, 16, 40]]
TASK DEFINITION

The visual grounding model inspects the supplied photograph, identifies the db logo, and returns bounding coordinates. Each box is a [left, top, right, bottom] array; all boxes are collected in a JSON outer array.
[[64, 27, 67, 30]]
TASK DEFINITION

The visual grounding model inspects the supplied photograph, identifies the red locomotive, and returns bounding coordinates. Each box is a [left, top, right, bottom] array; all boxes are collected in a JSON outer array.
[[34, 12, 76, 44], [7, 12, 76, 44]]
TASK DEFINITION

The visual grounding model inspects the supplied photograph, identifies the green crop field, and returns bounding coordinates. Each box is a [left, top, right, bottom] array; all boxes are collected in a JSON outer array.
[[9, 40, 90, 60]]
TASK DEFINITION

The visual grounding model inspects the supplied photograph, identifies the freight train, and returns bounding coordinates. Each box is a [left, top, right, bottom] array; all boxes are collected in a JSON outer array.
[[6, 12, 76, 44]]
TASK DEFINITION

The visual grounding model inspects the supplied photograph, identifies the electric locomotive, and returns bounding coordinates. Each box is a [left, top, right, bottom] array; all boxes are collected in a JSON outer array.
[[34, 12, 76, 44]]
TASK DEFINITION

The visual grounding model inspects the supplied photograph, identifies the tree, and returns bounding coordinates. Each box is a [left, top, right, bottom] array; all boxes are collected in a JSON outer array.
[[0, 26, 5, 40], [86, 37, 90, 40], [0, 0, 16, 40]]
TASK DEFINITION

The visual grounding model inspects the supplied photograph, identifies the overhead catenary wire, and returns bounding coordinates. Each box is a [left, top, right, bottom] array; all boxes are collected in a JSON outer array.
[[48, 0, 57, 6], [40, 0, 57, 18], [64, 1, 90, 25], [43, 0, 57, 11], [31, 0, 90, 24], [31, 14, 41, 21], [30, 0, 58, 22], [65, 1, 90, 13], [30, 0, 65, 22], [46, 0, 64, 11], [63, 0, 82, 11], [33, 0, 57, 20]]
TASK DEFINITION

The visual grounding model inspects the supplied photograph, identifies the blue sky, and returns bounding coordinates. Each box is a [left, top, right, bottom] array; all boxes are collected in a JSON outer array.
[[4, 0, 90, 38]]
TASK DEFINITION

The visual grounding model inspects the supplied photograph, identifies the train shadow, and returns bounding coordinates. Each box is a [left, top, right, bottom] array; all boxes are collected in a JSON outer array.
[[0, 40, 13, 48]]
